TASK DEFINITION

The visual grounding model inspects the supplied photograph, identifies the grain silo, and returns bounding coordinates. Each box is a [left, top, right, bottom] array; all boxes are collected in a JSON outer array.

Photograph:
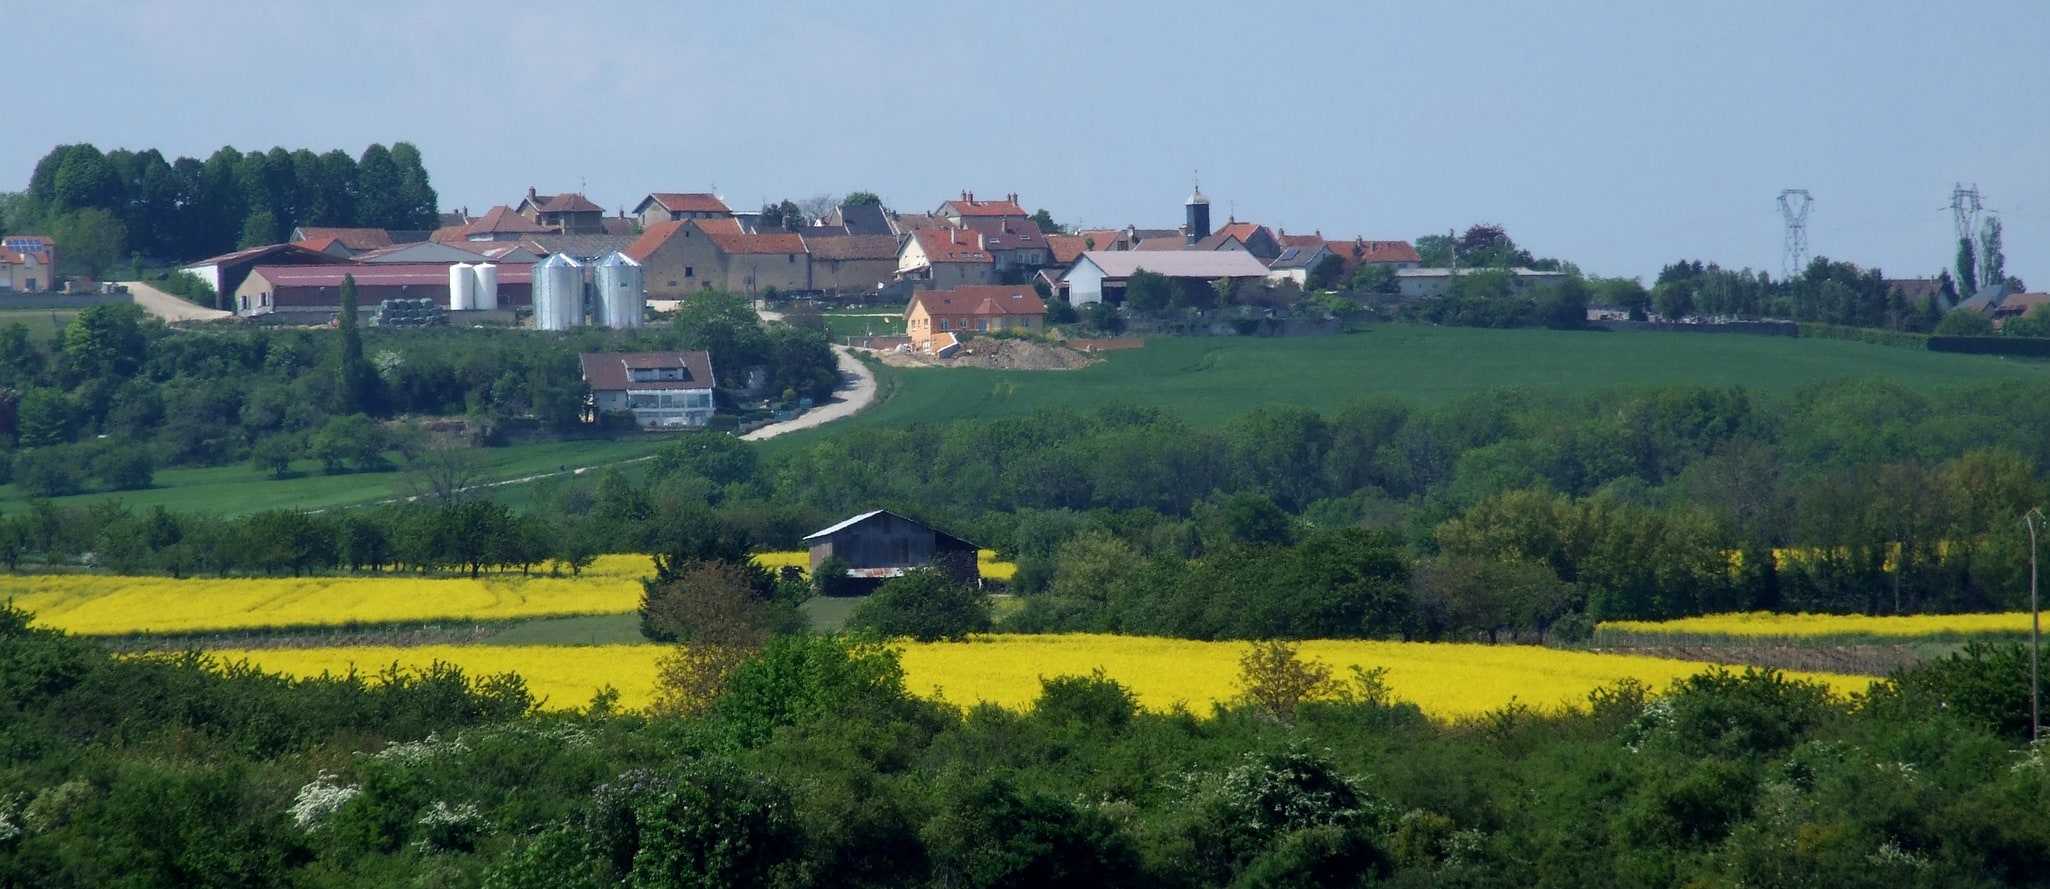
[[471, 262, 499, 311], [448, 262, 475, 311], [532, 253, 584, 331], [591, 252, 645, 328]]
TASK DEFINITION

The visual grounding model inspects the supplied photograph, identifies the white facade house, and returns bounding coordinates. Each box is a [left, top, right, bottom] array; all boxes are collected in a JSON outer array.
[[1394, 268, 1569, 298], [1060, 250, 1274, 305], [579, 351, 718, 429]]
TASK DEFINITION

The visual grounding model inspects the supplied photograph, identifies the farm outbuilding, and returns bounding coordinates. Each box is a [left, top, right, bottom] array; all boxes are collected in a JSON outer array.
[[802, 510, 980, 588]]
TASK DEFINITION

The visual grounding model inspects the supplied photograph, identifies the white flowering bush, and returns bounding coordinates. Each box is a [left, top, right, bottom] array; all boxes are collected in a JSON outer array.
[[415, 800, 487, 853], [288, 771, 362, 831]]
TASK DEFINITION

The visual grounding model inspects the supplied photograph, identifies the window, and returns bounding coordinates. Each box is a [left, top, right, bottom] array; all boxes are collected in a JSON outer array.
[[787, 254, 795, 263], [939, 318, 950, 331], [685, 266, 694, 278]]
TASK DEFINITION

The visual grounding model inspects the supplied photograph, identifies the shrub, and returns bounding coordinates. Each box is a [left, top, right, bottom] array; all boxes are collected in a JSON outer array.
[[847, 569, 991, 642]]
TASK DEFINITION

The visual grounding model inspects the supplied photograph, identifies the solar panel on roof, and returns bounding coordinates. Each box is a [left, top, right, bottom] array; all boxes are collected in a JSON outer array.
[[1278, 248, 1300, 261]]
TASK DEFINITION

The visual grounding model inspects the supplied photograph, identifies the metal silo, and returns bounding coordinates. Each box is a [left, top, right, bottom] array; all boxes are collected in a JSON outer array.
[[591, 252, 645, 328], [471, 263, 499, 311], [533, 253, 585, 331], [448, 262, 475, 311]]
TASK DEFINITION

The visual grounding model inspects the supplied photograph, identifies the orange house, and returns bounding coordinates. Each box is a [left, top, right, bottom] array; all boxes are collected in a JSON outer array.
[[905, 285, 1048, 349]]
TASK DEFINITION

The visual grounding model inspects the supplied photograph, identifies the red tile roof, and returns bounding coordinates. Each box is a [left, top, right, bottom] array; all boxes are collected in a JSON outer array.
[[579, 350, 716, 392], [295, 227, 394, 251], [944, 197, 1028, 218], [292, 236, 344, 254], [1047, 234, 1091, 265], [910, 229, 994, 264], [961, 217, 1046, 251], [696, 217, 744, 235], [624, 220, 685, 263], [1277, 232, 1325, 248], [1325, 238, 1421, 266], [538, 193, 603, 214], [248, 263, 535, 288], [641, 192, 732, 215], [466, 205, 554, 236], [1, 235, 53, 265], [707, 230, 806, 255], [909, 285, 1047, 319]]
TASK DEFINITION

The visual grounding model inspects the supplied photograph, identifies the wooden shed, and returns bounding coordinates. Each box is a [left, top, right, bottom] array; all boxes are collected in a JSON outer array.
[[802, 510, 980, 587]]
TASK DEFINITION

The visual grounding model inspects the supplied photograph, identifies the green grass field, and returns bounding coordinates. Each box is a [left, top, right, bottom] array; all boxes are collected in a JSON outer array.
[[0, 309, 80, 341], [0, 437, 677, 517], [772, 326, 2050, 444]]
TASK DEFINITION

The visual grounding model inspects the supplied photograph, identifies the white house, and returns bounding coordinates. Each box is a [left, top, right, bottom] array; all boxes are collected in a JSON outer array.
[[897, 228, 996, 289], [1394, 267, 1569, 298], [1060, 250, 1273, 305], [579, 351, 718, 429]]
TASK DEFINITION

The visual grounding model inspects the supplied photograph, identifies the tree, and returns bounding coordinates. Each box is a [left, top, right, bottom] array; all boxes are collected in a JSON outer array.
[[1934, 308, 1994, 336], [847, 568, 992, 641], [237, 208, 278, 249], [402, 438, 486, 503], [1978, 215, 2008, 291], [1122, 268, 1176, 313], [1956, 236, 1979, 296], [843, 191, 883, 208], [335, 274, 375, 414], [49, 208, 128, 278], [2000, 303, 2050, 338], [1304, 253, 1346, 291], [1236, 640, 1337, 725], [758, 199, 803, 232], [795, 193, 838, 225], [61, 303, 148, 378], [354, 143, 403, 230], [1029, 208, 1062, 235], [388, 141, 440, 231]]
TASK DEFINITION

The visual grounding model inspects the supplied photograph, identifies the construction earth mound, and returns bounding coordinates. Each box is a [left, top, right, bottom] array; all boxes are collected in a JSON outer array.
[[879, 338, 1097, 370]]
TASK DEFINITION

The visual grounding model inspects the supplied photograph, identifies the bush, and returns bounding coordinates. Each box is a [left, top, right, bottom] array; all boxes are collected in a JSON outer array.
[[88, 444, 154, 491], [847, 569, 992, 642], [1929, 334, 2050, 358], [14, 447, 86, 497]]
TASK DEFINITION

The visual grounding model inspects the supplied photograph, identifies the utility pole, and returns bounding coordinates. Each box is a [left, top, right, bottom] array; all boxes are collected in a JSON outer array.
[[2029, 507, 2044, 745], [1951, 183, 1984, 248]]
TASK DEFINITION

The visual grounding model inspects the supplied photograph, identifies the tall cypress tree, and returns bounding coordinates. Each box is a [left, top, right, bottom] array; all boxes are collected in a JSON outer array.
[[1956, 237, 1979, 296], [338, 274, 368, 414]]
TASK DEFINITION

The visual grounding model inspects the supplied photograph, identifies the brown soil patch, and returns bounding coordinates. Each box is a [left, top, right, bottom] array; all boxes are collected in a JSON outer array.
[[878, 339, 1098, 370], [1593, 643, 1931, 677]]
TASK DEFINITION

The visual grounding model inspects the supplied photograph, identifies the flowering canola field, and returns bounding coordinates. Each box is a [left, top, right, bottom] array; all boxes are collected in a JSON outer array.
[[5, 555, 652, 636], [213, 634, 1873, 720], [10, 550, 1020, 637], [1599, 610, 2040, 640]]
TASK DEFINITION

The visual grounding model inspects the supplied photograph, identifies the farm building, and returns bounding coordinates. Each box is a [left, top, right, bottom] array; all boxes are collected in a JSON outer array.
[[233, 264, 532, 318], [803, 510, 980, 587], [578, 351, 717, 428], [1061, 250, 1271, 305]]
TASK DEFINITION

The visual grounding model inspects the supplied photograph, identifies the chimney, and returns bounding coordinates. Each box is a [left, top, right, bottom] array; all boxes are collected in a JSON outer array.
[[961, 189, 969, 201], [527, 186, 537, 201], [1007, 192, 1016, 204]]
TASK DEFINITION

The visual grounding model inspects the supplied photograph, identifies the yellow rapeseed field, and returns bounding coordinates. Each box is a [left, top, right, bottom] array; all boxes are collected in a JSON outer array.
[[7, 553, 652, 636], [214, 634, 1873, 720], [1600, 610, 2041, 639]]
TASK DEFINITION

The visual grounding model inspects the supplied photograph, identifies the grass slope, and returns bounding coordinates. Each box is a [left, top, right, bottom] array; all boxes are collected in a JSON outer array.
[[0, 437, 676, 517], [770, 326, 2048, 446]]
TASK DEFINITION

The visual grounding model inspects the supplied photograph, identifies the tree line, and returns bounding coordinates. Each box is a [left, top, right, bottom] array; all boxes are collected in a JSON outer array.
[[3, 598, 2046, 887], [0, 142, 440, 276], [0, 289, 837, 496]]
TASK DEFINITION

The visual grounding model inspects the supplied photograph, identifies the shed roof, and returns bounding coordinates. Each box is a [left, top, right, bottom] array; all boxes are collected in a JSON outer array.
[[801, 509, 978, 549], [246, 263, 534, 288], [636, 192, 733, 215], [293, 227, 394, 251], [908, 285, 1048, 319]]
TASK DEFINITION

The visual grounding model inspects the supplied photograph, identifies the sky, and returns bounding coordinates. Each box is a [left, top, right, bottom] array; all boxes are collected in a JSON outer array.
[[19, 0, 2049, 285]]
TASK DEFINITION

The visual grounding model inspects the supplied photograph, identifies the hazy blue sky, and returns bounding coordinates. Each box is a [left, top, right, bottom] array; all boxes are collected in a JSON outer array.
[[21, 1, 2048, 285]]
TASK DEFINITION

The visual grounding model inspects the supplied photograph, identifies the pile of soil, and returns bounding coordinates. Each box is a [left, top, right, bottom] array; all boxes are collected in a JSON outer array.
[[879, 339, 1097, 370]]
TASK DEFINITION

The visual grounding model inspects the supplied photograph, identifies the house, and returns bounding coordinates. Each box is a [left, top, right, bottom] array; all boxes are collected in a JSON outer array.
[[462, 205, 554, 242], [961, 217, 1052, 275], [936, 191, 1028, 226], [1320, 238, 1422, 275], [351, 240, 536, 265], [181, 243, 354, 310], [905, 285, 1048, 348], [626, 219, 811, 299], [1061, 250, 1273, 305], [1991, 292, 2050, 325], [520, 233, 639, 262], [1394, 267, 1568, 298], [898, 228, 995, 289], [289, 227, 394, 255], [0, 236, 57, 291], [1265, 242, 1337, 287], [1885, 277, 1952, 310], [805, 234, 900, 296], [1194, 220, 1283, 261], [803, 509, 980, 586], [579, 350, 718, 429], [633, 193, 734, 229], [517, 188, 607, 235], [815, 203, 897, 237]]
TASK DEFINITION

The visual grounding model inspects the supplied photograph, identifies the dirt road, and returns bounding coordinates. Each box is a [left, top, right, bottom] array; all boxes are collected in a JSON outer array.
[[125, 281, 233, 322], [742, 345, 877, 440]]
